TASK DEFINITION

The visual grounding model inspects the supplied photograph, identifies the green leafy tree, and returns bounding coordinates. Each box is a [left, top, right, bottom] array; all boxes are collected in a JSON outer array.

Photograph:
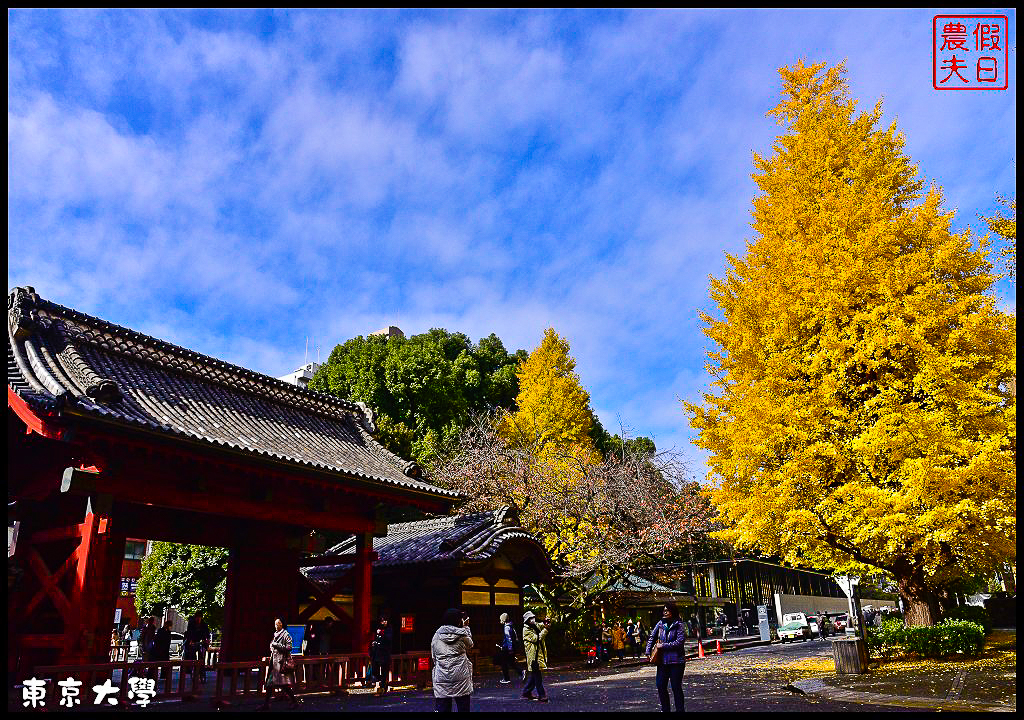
[[309, 330, 526, 468], [135, 543, 229, 629]]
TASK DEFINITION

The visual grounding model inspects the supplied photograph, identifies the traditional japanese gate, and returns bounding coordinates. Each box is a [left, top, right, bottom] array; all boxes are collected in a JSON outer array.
[[7, 287, 456, 679]]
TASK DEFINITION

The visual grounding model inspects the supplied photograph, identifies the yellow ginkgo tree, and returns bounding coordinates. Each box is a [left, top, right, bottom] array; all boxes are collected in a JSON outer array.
[[499, 327, 599, 461], [436, 328, 713, 619], [687, 61, 1016, 626]]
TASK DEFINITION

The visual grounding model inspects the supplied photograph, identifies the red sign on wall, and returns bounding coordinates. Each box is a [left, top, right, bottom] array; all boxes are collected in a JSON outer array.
[[401, 615, 415, 633], [417, 656, 430, 670]]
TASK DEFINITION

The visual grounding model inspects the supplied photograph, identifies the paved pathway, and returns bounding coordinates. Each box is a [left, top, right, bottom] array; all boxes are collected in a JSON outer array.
[[137, 640, 920, 712]]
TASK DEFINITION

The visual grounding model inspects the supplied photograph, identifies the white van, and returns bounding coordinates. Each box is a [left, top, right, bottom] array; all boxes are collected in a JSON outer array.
[[781, 612, 819, 633]]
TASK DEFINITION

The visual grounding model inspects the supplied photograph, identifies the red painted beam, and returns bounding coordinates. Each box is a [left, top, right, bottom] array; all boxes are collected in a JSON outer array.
[[17, 635, 66, 649], [66, 417, 454, 513], [8, 385, 67, 440], [61, 467, 376, 534]]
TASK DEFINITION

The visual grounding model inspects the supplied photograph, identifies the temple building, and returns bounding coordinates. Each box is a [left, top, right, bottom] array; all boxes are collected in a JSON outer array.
[[7, 286, 459, 676], [303, 507, 551, 653]]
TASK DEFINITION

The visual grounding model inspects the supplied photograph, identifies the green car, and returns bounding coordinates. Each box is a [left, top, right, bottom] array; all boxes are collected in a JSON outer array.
[[778, 621, 811, 643]]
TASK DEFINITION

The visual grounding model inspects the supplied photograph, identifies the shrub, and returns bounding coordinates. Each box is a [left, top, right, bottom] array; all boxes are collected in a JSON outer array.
[[943, 605, 993, 634], [901, 620, 985, 658], [866, 618, 906, 657], [867, 618, 985, 659]]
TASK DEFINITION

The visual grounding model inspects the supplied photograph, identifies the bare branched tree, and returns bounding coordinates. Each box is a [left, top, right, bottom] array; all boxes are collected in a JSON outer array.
[[432, 411, 715, 618]]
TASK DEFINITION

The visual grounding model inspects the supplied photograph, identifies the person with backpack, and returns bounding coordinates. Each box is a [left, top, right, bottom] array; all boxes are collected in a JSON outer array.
[[496, 612, 520, 684], [646, 603, 686, 713]]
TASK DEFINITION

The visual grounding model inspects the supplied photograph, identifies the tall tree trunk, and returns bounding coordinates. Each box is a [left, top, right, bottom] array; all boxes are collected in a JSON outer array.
[[1000, 565, 1016, 593], [895, 570, 941, 626]]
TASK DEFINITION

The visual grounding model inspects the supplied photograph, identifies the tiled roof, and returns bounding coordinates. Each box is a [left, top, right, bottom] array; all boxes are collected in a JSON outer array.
[[7, 286, 458, 502], [304, 507, 549, 583], [594, 573, 683, 595]]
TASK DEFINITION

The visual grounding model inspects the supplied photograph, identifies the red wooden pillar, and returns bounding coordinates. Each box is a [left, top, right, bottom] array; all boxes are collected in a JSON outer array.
[[353, 533, 373, 653], [222, 544, 300, 662], [66, 502, 124, 664]]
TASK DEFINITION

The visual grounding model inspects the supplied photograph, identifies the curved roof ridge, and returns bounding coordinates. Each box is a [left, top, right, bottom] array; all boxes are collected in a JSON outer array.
[[7, 286, 458, 501], [10, 286, 370, 422]]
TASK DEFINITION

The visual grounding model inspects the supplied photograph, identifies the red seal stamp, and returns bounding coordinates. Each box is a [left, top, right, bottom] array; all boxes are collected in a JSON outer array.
[[933, 15, 1009, 90]]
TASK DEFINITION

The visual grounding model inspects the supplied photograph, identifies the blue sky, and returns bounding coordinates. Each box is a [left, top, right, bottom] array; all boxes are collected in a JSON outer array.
[[8, 9, 1017, 480]]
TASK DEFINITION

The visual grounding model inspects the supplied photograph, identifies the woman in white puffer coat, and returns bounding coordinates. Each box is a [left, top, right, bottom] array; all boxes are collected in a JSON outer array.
[[431, 608, 474, 712]]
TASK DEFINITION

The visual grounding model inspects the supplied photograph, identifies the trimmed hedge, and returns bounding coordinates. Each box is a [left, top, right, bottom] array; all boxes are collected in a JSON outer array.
[[866, 618, 985, 659], [943, 606, 993, 634]]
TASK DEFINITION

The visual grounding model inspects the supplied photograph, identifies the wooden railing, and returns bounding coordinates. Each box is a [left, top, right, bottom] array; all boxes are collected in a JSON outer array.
[[31, 649, 473, 708], [210, 651, 433, 707]]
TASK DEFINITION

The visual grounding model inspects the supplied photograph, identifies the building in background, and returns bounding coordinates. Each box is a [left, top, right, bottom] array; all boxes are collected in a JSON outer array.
[[303, 507, 550, 654], [369, 326, 404, 339], [277, 362, 322, 389], [115, 539, 150, 628], [651, 558, 879, 627]]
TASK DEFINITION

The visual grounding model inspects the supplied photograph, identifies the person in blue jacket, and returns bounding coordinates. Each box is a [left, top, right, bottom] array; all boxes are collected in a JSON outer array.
[[646, 603, 686, 712]]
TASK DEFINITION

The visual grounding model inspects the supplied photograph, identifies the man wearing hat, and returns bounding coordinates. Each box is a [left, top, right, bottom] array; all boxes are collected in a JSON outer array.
[[521, 610, 550, 702], [496, 612, 520, 684]]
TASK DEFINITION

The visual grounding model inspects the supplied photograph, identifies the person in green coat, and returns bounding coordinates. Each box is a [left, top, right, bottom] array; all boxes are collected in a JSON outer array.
[[521, 611, 549, 702]]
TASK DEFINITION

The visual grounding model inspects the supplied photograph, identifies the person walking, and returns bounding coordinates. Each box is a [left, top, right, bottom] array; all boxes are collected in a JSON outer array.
[[497, 612, 520, 684], [259, 618, 298, 711], [320, 617, 333, 656], [646, 603, 686, 713], [183, 612, 211, 676], [521, 611, 549, 703], [612, 622, 627, 662], [817, 611, 828, 640], [139, 616, 157, 662], [431, 608, 474, 712], [369, 616, 393, 695], [152, 619, 173, 681], [121, 620, 135, 647], [627, 619, 640, 658], [302, 621, 315, 656]]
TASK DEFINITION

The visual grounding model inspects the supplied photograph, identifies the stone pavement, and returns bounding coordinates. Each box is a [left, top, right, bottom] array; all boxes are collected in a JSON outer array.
[[791, 628, 1017, 712], [127, 639, 922, 712]]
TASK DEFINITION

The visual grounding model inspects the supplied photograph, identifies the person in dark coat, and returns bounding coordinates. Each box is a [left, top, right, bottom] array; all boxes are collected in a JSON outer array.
[[139, 616, 157, 662], [153, 620, 172, 660], [646, 603, 686, 713], [496, 612, 520, 683], [184, 613, 211, 674], [320, 618, 333, 656], [151, 620, 173, 680], [368, 616, 393, 695]]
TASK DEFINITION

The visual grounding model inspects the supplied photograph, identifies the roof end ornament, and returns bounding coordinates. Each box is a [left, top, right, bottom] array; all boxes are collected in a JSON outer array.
[[86, 378, 122, 404], [355, 401, 377, 433], [9, 286, 46, 341]]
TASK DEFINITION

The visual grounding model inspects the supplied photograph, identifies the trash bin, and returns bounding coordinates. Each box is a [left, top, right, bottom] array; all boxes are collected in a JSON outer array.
[[830, 636, 868, 674]]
